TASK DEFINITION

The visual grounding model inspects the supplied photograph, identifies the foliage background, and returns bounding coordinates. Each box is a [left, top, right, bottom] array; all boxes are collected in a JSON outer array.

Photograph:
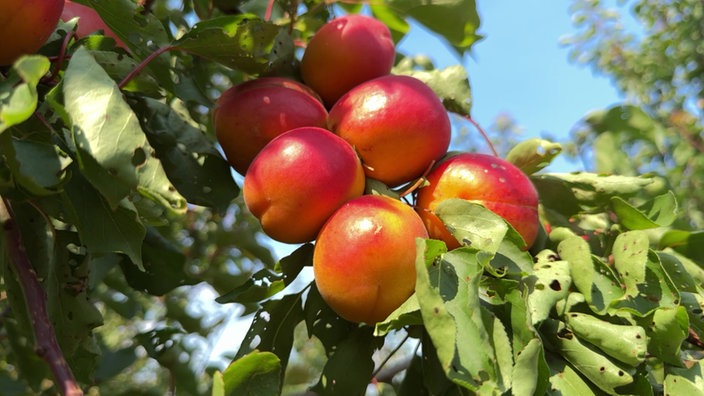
[[0, 0, 703, 395]]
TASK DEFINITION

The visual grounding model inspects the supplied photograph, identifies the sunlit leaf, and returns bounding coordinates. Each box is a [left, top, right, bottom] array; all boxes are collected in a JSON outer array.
[[564, 313, 647, 367], [611, 191, 678, 230], [222, 351, 281, 396], [0, 56, 49, 133], [394, 59, 472, 116], [505, 138, 563, 175]]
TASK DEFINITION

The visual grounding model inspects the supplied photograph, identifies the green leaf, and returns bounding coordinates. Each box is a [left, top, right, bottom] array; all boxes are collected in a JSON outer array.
[[119, 227, 197, 295], [222, 351, 281, 396], [380, 0, 482, 55], [526, 259, 572, 325], [546, 354, 600, 395], [434, 199, 511, 253], [415, 239, 505, 392], [542, 319, 634, 394], [212, 371, 225, 396], [129, 96, 239, 212], [505, 138, 563, 175], [310, 327, 380, 396], [532, 172, 654, 217], [394, 59, 472, 116], [173, 15, 285, 74], [512, 338, 550, 396], [303, 283, 357, 356], [611, 232, 680, 316], [3, 139, 72, 196], [63, 47, 186, 214], [374, 294, 422, 336], [215, 269, 286, 304], [80, 0, 174, 90], [564, 313, 647, 367], [664, 359, 704, 394], [611, 191, 678, 230], [60, 171, 145, 268], [680, 292, 704, 342], [236, 292, 305, 374], [0, 55, 50, 133], [642, 307, 689, 366], [558, 236, 624, 313]]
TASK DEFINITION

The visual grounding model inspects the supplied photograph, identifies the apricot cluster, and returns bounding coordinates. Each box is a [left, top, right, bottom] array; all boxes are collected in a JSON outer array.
[[214, 14, 539, 324]]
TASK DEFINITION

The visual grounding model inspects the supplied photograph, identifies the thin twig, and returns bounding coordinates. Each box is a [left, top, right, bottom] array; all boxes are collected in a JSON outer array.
[[117, 45, 176, 89], [464, 115, 499, 157], [0, 197, 83, 396], [371, 331, 411, 380]]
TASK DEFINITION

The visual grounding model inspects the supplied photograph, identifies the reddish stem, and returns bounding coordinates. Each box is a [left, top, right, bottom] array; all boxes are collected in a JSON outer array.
[[118, 45, 176, 89], [463, 115, 498, 157], [265, 0, 275, 21], [0, 198, 83, 396], [398, 160, 436, 198]]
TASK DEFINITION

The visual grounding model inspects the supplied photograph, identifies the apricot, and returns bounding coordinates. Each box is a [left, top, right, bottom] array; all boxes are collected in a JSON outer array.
[[313, 194, 428, 324], [214, 77, 328, 175], [61, 0, 126, 48], [328, 75, 451, 187], [415, 153, 540, 249], [300, 14, 395, 107], [0, 0, 64, 65], [243, 127, 365, 244]]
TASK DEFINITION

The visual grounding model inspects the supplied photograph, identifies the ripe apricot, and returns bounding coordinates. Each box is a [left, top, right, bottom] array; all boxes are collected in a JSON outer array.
[[415, 153, 540, 249], [61, 0, 127, 48], [0, 0, 64, 65], [300, 14, 395, 107], [328, 75, 451, 187], [313, 195, 428, 324], [214, 77, 328, 175], [243, 127, 365, 244]]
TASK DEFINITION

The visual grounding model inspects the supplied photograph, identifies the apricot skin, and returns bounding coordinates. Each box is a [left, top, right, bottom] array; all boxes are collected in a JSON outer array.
[[415, 153, 540, 249], [328, 75, 451, 187], [0, 0, 64, 65], [214, 77, 328, 175], [61, 0, 126, 48], [300, 14, 395, 107], [313, 195, 428, 324], [243, 127, 365, 244]]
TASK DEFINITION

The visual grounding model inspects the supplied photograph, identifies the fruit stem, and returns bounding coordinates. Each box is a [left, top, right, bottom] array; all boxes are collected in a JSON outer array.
[[117, 45, 176, 89], [464, 115, 499, 157], [44, 30, 77, 86], [397, 160, 435, 198], [265, 0, 275, 21], [0, 197, 83, 396]]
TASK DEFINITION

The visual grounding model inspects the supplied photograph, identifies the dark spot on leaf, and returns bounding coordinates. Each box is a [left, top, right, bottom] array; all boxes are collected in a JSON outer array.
[[618, 371, 624, 376], [570, 313, 578, 317], [433, 307, 439, 314], [692, 308, 703, 314], [547, 254, 558, 262], [132, 147, 147, 167], [600, 366, 605, 372], [67, 311, 73, 320], [108, 167, 118, 176], [636, 334, 642, 339], [549, 279, 561, 291], [535, 283, 545, 290]]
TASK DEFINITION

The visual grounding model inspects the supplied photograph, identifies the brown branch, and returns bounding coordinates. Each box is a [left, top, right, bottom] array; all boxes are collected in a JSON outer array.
[[0, 197, 83, 396]]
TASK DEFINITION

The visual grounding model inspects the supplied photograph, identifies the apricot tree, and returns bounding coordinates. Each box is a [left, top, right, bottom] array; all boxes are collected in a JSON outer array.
[[1, 1, 703, 395]]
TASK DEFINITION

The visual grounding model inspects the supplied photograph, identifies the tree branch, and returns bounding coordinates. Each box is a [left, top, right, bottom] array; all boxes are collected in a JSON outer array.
[[0, 197, 83, 396]]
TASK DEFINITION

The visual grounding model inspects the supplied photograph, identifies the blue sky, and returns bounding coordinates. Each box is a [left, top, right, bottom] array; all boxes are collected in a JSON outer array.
[[397, 1, 625, 172]]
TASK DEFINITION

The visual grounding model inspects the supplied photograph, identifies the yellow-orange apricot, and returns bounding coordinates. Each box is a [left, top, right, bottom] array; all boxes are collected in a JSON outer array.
[[214, 77, 328, 175], [328, 75, 451, 187], [243, 127, 365, 244], [0, 0, 64, 65], [300, 14, 395, 107], [415, 153, 539, 249], [313, 195, 428, 324]]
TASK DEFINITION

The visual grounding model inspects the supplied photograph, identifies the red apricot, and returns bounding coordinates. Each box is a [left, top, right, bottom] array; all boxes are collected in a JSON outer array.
[[415, 153, 540, 249], [313, 194, 428, 324], [300, 14, 395, 107], [214, 77, 328, 175], [243, 127, 365, 244], [61, 0, 127, 48], [328, 75, 451, 187], [0, 0, 64, 65]]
